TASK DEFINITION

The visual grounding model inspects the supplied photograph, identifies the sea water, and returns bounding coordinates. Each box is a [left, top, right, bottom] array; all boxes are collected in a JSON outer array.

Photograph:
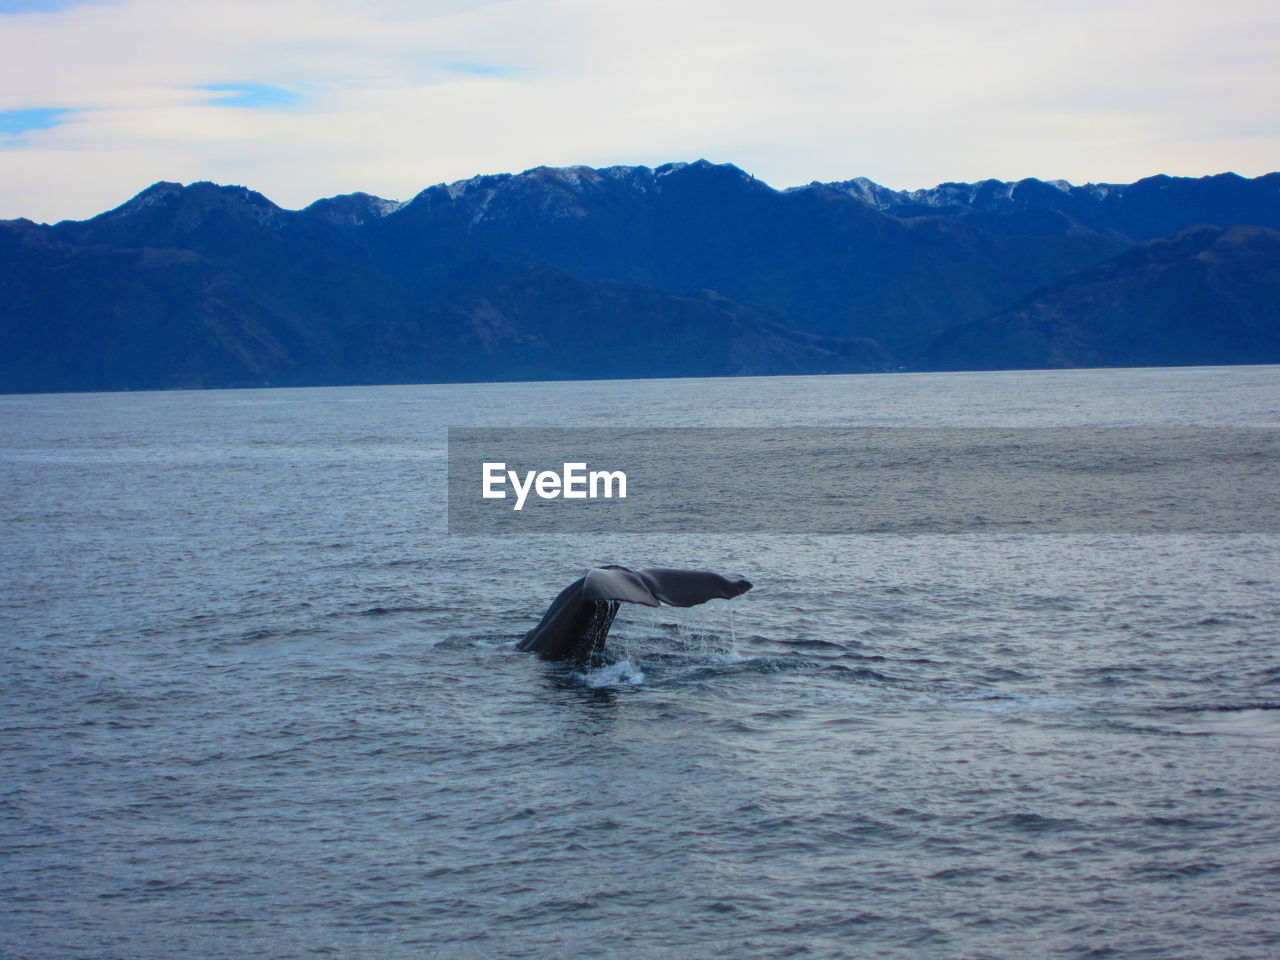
[[2, 367, 1278, 959]]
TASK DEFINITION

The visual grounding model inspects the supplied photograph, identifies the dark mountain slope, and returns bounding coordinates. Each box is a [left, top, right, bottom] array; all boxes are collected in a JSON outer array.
[[922, 225, 1280, 370], [375, 262, 886, 383], [0, 218, 317, 391], [0, 217, 875, 390]]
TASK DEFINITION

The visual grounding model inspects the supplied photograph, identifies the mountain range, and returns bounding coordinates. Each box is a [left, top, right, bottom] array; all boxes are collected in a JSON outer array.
[[2, 161, 1278, 392]]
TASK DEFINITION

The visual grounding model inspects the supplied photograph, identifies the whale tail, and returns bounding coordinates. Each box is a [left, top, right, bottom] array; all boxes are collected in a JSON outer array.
[[519, 565, 752, 661]]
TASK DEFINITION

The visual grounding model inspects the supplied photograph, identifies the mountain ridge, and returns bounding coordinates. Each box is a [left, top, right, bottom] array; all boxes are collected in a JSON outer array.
[[3, 161, 1278, 393], [923, 224, 1280, 370], [53, 161, 1277, 230]]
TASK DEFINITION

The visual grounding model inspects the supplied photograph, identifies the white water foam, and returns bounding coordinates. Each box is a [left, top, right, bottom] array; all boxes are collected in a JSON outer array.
[[582, 659, 646, 688]]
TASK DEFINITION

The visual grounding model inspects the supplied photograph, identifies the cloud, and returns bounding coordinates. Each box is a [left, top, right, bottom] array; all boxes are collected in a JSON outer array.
[[0, 0, 1277, 222], [197, 84, 300, 110], [440, 62, 515, 77]]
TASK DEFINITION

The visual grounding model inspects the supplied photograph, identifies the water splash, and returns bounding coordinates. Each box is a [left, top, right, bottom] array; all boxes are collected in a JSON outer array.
[[582, 659, 646, 688], [603, 601, 748, 676]]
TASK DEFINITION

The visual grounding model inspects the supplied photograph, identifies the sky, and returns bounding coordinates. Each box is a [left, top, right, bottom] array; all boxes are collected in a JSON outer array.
[[0, 0, 1277, 223]]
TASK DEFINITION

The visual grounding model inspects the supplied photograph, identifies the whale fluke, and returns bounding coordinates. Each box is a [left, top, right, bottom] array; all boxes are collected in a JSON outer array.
[[518, 565, 753, 661]]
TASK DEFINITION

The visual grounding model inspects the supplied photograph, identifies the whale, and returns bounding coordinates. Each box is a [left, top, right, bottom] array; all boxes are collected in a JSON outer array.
[[519, 565, 753, 662]]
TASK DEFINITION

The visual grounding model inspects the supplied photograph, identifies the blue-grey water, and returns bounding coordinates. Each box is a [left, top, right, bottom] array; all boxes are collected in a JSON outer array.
[[3, 367, 1279, 960]]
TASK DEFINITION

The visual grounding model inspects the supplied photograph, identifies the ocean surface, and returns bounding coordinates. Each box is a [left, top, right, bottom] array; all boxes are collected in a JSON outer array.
[[3, 366, 1279, 960]]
